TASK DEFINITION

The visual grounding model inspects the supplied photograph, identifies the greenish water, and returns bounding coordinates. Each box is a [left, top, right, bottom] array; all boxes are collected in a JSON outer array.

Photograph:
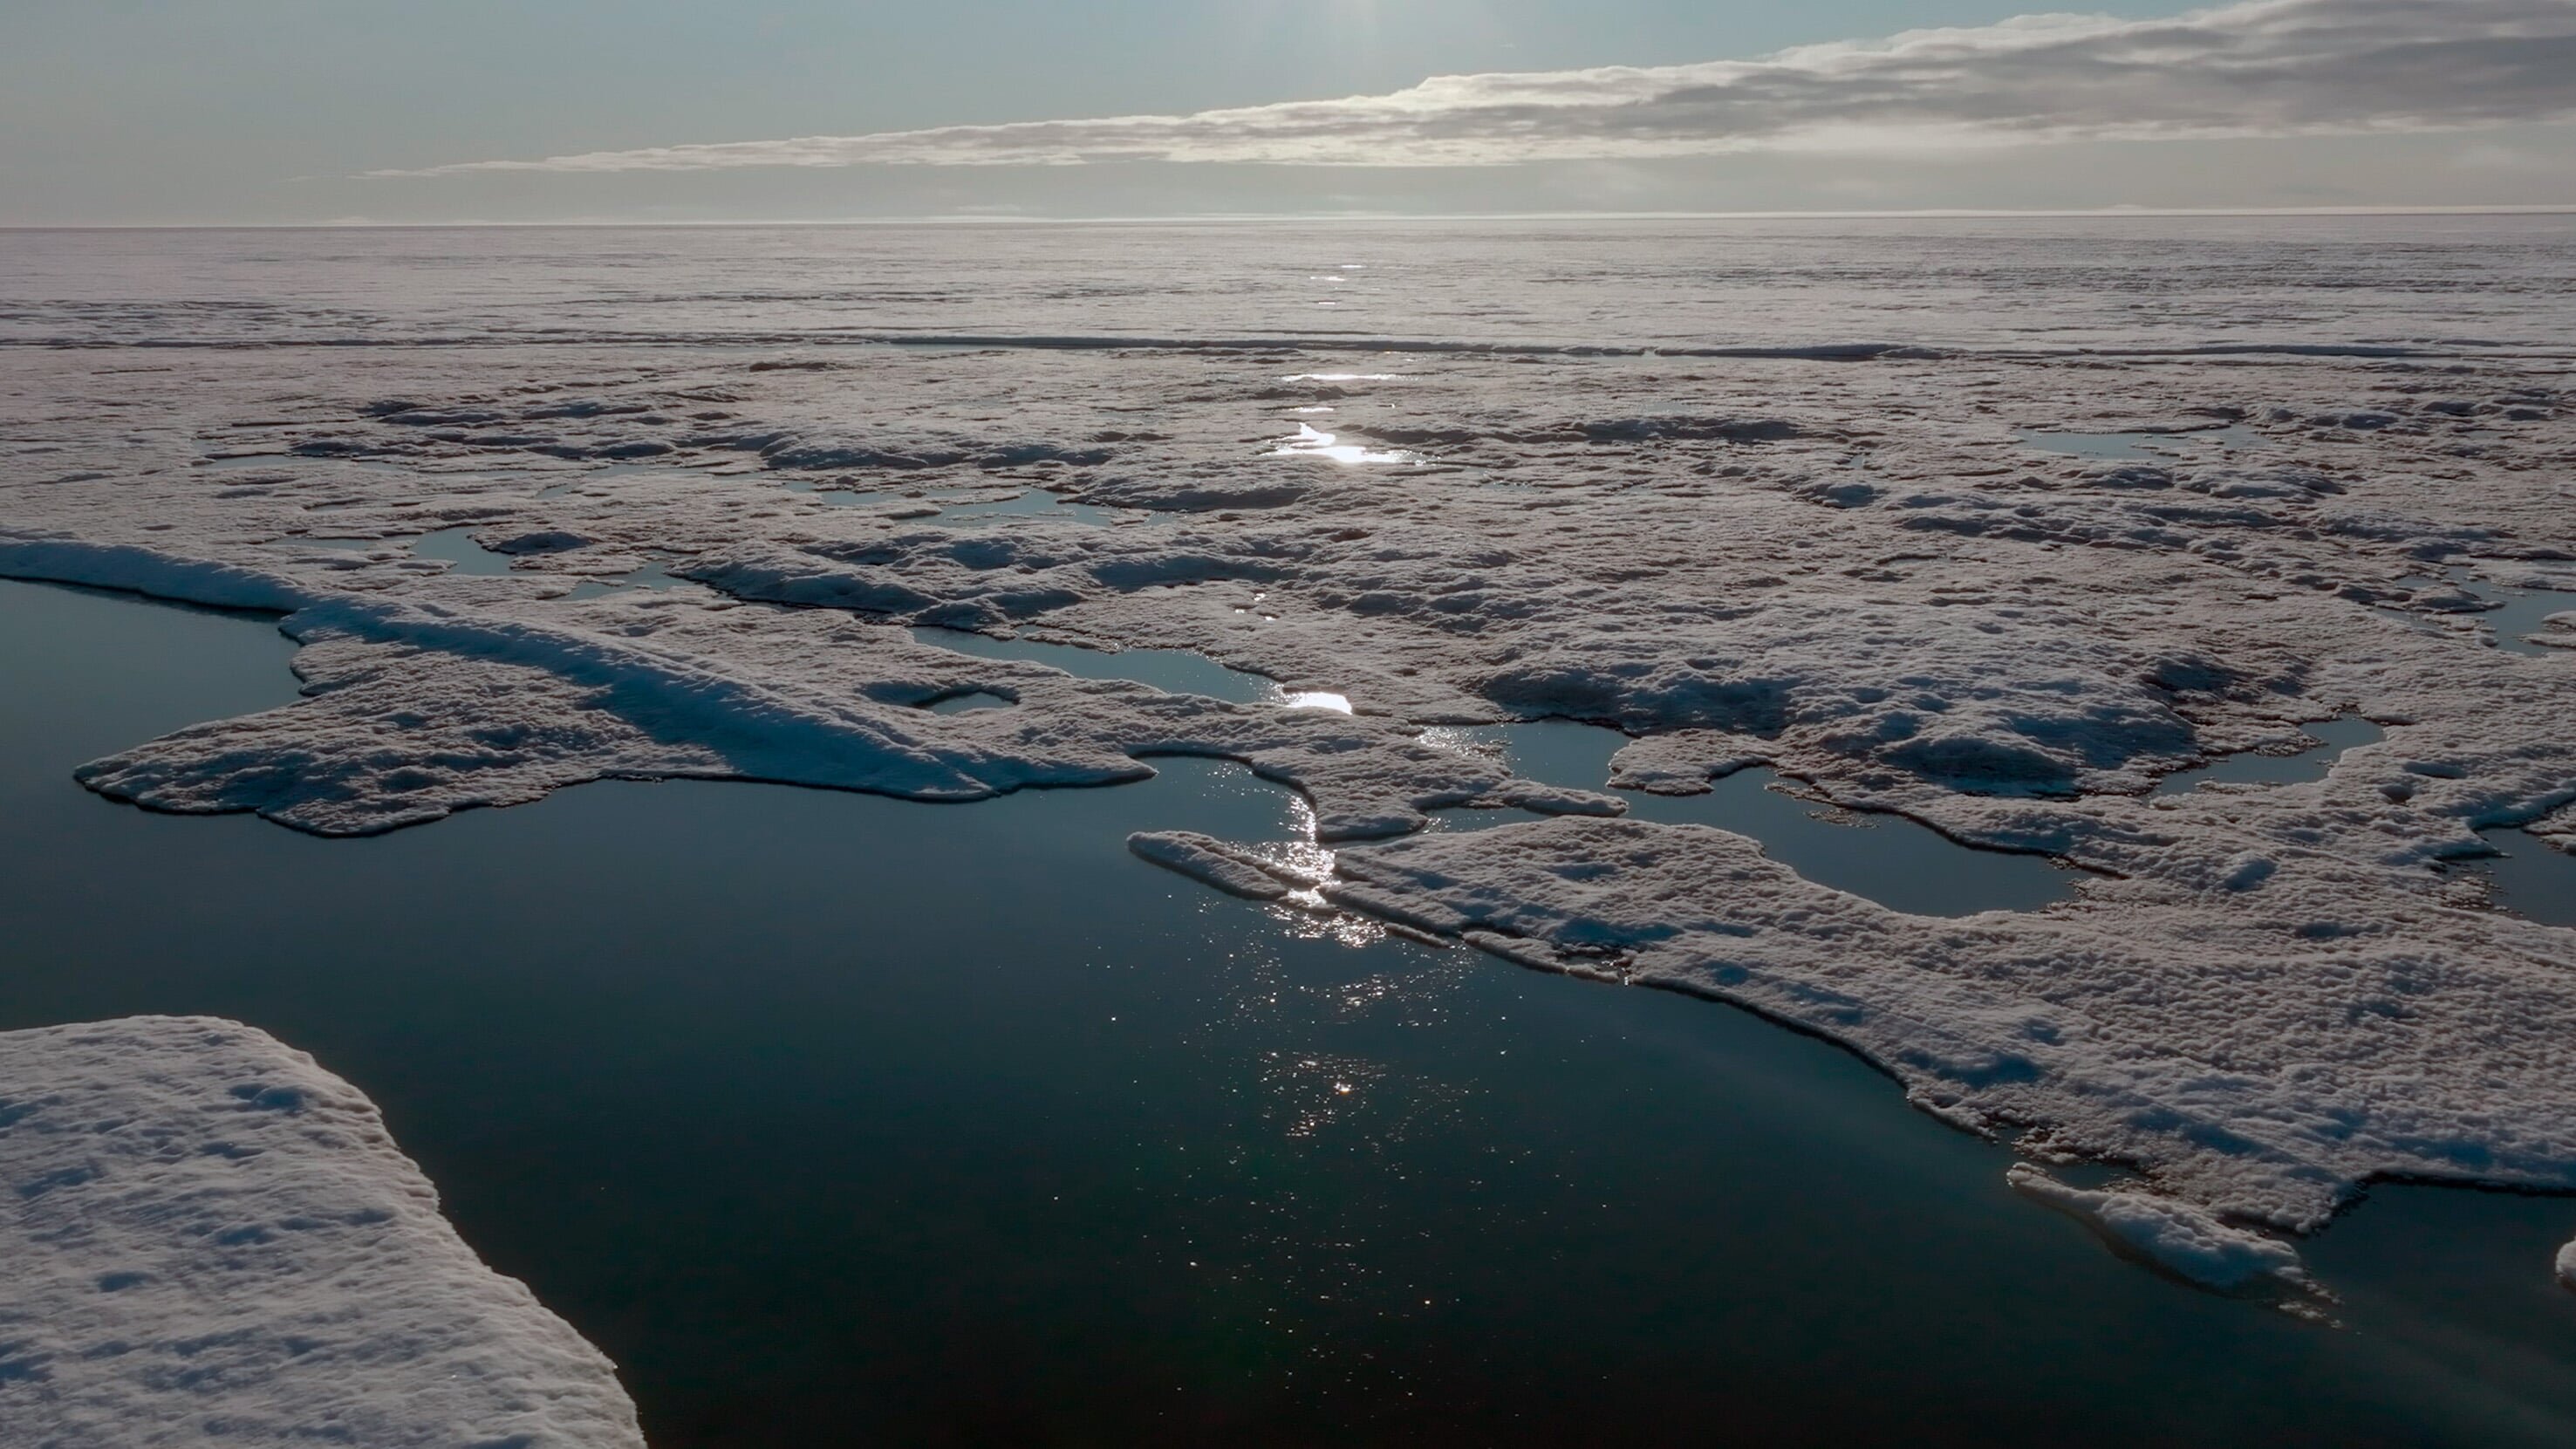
[[3, 578, 2573, 1448]]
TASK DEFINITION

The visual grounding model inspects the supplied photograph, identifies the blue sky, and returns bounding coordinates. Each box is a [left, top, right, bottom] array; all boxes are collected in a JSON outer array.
[[5, 0, 2573, 223]]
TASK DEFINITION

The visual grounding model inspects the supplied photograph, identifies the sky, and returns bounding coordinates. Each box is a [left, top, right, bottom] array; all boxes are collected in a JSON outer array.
[[4, 0, 2574, 224]]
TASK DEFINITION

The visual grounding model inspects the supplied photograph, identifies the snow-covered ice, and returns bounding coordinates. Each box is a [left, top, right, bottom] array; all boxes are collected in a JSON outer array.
[[3, 217, 2573, 1294], [2006, 1165, 2319, 1300], [0, 1016, 641, 1447]]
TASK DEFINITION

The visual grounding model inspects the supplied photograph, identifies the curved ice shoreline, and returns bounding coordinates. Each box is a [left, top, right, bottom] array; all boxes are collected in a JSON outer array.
[[0, 536, 1574, 841], [10, 523, 2572, 1297], [0, 1015, 641, 1447]]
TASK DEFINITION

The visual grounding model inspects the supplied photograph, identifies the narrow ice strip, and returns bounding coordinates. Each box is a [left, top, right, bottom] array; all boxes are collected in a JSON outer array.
[[0, 1016, 642, 1447], [2005, 1165, 2318, 1300], [1129, 830, 1298, 901]]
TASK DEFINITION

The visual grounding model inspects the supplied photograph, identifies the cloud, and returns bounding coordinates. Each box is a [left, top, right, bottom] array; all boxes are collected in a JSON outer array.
[[372, 0, 2576, 177]]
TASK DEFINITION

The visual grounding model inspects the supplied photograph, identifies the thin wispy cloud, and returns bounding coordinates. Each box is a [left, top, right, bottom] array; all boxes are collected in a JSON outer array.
[[373, 0, 2576, 177]]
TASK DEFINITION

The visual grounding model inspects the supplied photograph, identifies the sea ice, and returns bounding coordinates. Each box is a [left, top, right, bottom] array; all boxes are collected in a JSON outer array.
[[0, 1016, 640, 1446], [3, 221, 2573, 1292], [2006, 1165, 2319, 1300]]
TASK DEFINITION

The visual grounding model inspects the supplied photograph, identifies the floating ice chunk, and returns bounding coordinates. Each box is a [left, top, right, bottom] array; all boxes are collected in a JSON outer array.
[[0, 1015, 641, 1447], [2558, 1235, 2576, 1293], [2006, 1165, 2313, 1297], [1129, 830, 1321, 901]]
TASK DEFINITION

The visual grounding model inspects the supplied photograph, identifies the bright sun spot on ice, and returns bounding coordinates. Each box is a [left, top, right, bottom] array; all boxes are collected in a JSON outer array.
[[1277, 689, 1353, 713], [1268, 422, 1418, 467]]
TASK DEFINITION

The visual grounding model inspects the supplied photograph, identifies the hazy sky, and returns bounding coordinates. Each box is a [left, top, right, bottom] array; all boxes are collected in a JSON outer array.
[[5, 0, 2573, 224]]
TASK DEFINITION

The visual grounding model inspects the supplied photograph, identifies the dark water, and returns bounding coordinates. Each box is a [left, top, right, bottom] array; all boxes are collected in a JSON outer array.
[[4, 578, 2575, 1448], [404, 524, 698, 598], [2400, 566, 2576, 659], [2470, 582, 2576, 659], [1431, 719, 2078, 916], [411, 524, 518, 576], [2153, 715, 2387, 796], [891, 640, 2077, 915], [564, 558, 700, 599], [2470, 827, 2576, 928]]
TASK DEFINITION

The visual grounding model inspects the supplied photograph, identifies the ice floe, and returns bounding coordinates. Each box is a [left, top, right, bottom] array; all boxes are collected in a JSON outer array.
[[0, 1016, 639, 1446]]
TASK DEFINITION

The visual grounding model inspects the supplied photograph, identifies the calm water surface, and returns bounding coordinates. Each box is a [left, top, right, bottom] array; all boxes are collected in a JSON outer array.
[[2151, 714, 2388, 796], [1432, 718, 2080, 915], [3, 579, 2573, 1448]]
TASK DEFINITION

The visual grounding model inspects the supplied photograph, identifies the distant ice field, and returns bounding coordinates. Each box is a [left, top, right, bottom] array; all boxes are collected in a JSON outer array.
[[8, 214, 2576, 354]]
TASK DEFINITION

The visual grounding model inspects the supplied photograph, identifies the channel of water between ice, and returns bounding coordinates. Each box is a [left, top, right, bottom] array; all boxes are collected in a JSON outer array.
[[898, 619, 2573, 928], [910, 628, 2509, 922], [5, 575, 2576, 1447], [261, 519, 2573, 929], [912, 627, 2087, 916], [2413, 565, 2576, 659]]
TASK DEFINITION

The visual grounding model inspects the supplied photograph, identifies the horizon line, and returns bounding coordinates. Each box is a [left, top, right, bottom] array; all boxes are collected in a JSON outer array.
[[8, 203, 2576, 231]]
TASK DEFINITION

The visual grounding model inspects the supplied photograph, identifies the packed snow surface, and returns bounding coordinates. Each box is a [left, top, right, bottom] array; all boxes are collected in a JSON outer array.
[[3, 218, 2573, 1290], [0, 1016, 642, 1447]]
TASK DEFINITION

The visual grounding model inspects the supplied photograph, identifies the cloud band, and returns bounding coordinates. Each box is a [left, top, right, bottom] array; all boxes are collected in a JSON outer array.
[[372, 0, 2576, 177]]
